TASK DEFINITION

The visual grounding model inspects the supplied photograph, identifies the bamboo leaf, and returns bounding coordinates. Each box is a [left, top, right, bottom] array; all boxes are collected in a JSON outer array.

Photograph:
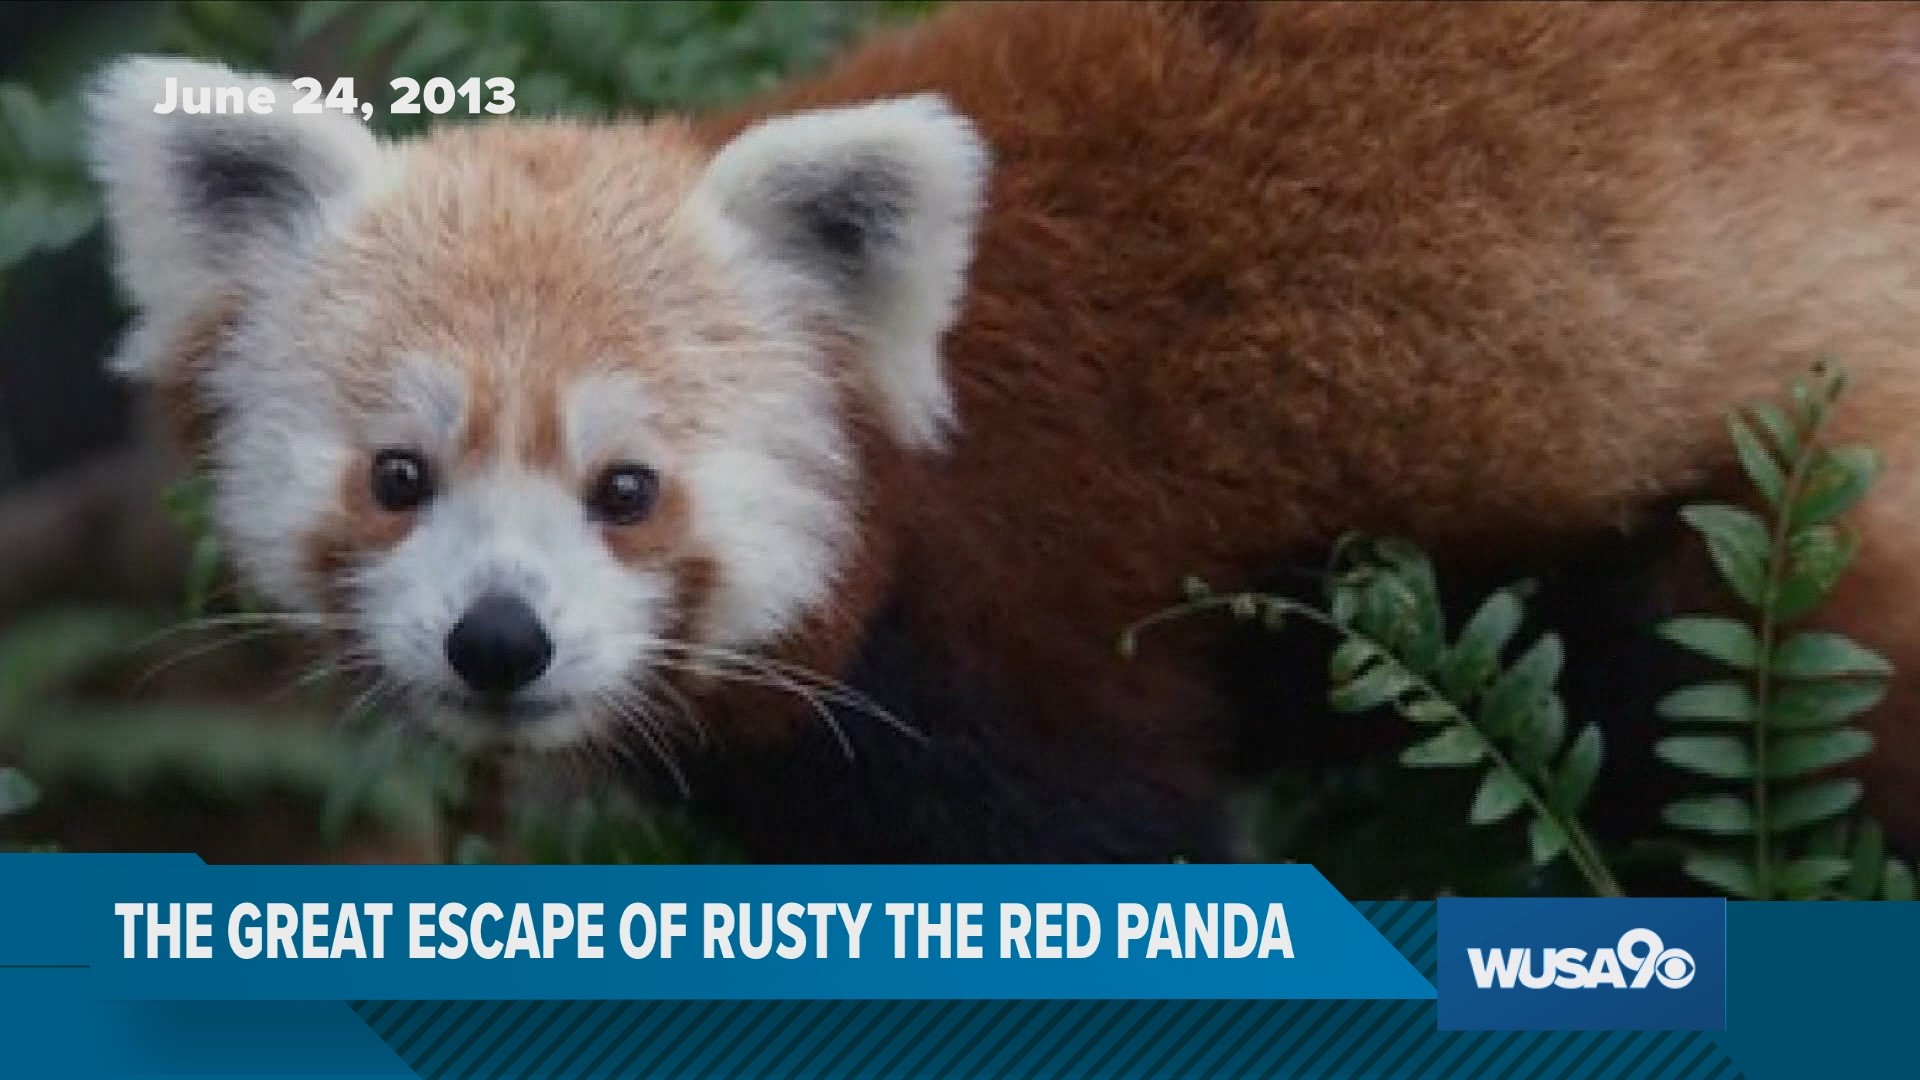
[[1655, 682, 1756, 724], [1765, 680, 1886, 730], [1769, 779, 1863, 833], [1684, 851, 1761, 898], [1400, 726, 1485, 768], [1768, 730, 1874, 779], [1658, 617, 1760, 670], [1469, 768, 1529, 825], [1663, 796, 1754, 836], [1656, 735, 1754, 780], [1680, 505, 1771, 608], [1728, 414, 1785, 506], [1772, 632, 1893, 680]]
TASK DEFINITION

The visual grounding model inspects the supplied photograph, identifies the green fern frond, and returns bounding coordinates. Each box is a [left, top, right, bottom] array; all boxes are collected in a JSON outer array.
[[1659, 359, 1914, 899], [1124, 537, 1621, 897]]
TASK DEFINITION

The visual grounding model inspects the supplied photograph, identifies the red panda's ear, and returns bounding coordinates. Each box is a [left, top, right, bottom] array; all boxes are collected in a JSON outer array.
[[694, 95, 990, 451], [83, 57, 386, 382]]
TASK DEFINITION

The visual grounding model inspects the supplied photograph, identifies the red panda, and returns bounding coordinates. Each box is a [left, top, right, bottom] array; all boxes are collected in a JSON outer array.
[[83, 2, 1920, 864]]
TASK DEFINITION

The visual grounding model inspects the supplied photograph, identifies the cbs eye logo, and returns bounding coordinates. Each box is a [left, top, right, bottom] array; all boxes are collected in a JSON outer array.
[[1618, 928, 1696, 989]]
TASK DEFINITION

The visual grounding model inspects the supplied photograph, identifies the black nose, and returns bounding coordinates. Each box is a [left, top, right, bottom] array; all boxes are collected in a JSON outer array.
[[445, 594, 553, 699]]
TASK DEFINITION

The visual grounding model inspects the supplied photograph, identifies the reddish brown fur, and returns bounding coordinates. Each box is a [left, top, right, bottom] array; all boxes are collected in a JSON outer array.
[[697, 3, 1920, 826], [145, 3, 1920, 845]]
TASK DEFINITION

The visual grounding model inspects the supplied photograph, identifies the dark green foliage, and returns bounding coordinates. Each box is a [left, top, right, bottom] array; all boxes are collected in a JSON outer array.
[[1125, 539, 1621, 897], [0, 83, 97, 278], [1657, 360, 1915, 899], [1129, 361, 1917, 900], [291, 0, 928, 131]]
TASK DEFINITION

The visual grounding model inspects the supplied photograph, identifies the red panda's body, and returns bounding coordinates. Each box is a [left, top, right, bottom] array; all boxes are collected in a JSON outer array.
[[688, 1, 1920, 859], [86, 3, 1920, 864]]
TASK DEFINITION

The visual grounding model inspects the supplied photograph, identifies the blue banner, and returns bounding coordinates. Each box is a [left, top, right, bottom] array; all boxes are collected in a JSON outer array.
[[4, 855, 1917, 1077], [79, 860, 1434, 1001]]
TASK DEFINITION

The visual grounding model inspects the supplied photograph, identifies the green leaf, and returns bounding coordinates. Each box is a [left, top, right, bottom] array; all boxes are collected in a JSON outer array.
[[1776, 525, 1859, 623], [1372, 539, 1446, 673], [1655, 682, 1756, 724], [1400, 726, 1485, 768], [1684, 851, 1761, 898], [1791, 446, 1880, 530], [1469, 768, 1529, 825], [1657, 617, 1760, 670], [0, 766, 39, 817], [1768, 730, 1873, 779], [1553, 724, 1604, 812], [1772, 632, 1893, 680], [1884, 860, 1917, 902], [1527, 816, 1568, 867], [1662, 795, 1753, 836], [291, 0, 355, 41], [390, 19, 473, 76], [348, 1, 427, 63], [1680, 504, 1771, 608], [1477, 634, 1563, 739], [1441, 590, 1522, 698], [1656, 735, 1754, 780], [1848, 822, 1886, 899], [1765, 680, 1886, 730], [1728, 414, 1786, 506], [184, 535, 223, 619], [453, 833, 496, 865], [1776, 856, 1851, 898], [0, 609, 156, 727], [1330, 659, 1413, 713], [1512, 695, 1566, 773], [1769, 779, 1862, 833], [1330, 638, 1378, 683], [1402, 696, 1457, 725], [1751, 402, 1799, 460]]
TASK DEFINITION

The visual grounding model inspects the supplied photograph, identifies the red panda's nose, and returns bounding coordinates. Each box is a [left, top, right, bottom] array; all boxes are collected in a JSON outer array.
[[445, 594, 553, 700]]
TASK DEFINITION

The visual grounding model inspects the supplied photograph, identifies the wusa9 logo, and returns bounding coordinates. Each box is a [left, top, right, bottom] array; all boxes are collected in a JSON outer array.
[[1468, 928, 1696, 990], [1438, 899, 1725, 1030]]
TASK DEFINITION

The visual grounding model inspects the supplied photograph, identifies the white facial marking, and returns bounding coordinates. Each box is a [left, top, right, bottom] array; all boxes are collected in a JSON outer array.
[[348, 467, 671, 750], [564, 370, 658, 474], [369, 354, 468, 455]]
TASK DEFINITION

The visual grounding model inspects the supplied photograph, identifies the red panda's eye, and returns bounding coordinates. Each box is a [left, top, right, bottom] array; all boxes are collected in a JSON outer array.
[[586, 462, 660, 526], [370, 449, 433, 512]]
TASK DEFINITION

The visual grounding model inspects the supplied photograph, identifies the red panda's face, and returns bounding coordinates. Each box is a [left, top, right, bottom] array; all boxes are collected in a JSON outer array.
[[87, 59, 987, 752]]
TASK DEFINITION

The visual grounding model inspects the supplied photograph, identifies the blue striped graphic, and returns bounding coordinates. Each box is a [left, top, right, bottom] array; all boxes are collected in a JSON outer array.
[[350, 902, 1744, 1078]]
